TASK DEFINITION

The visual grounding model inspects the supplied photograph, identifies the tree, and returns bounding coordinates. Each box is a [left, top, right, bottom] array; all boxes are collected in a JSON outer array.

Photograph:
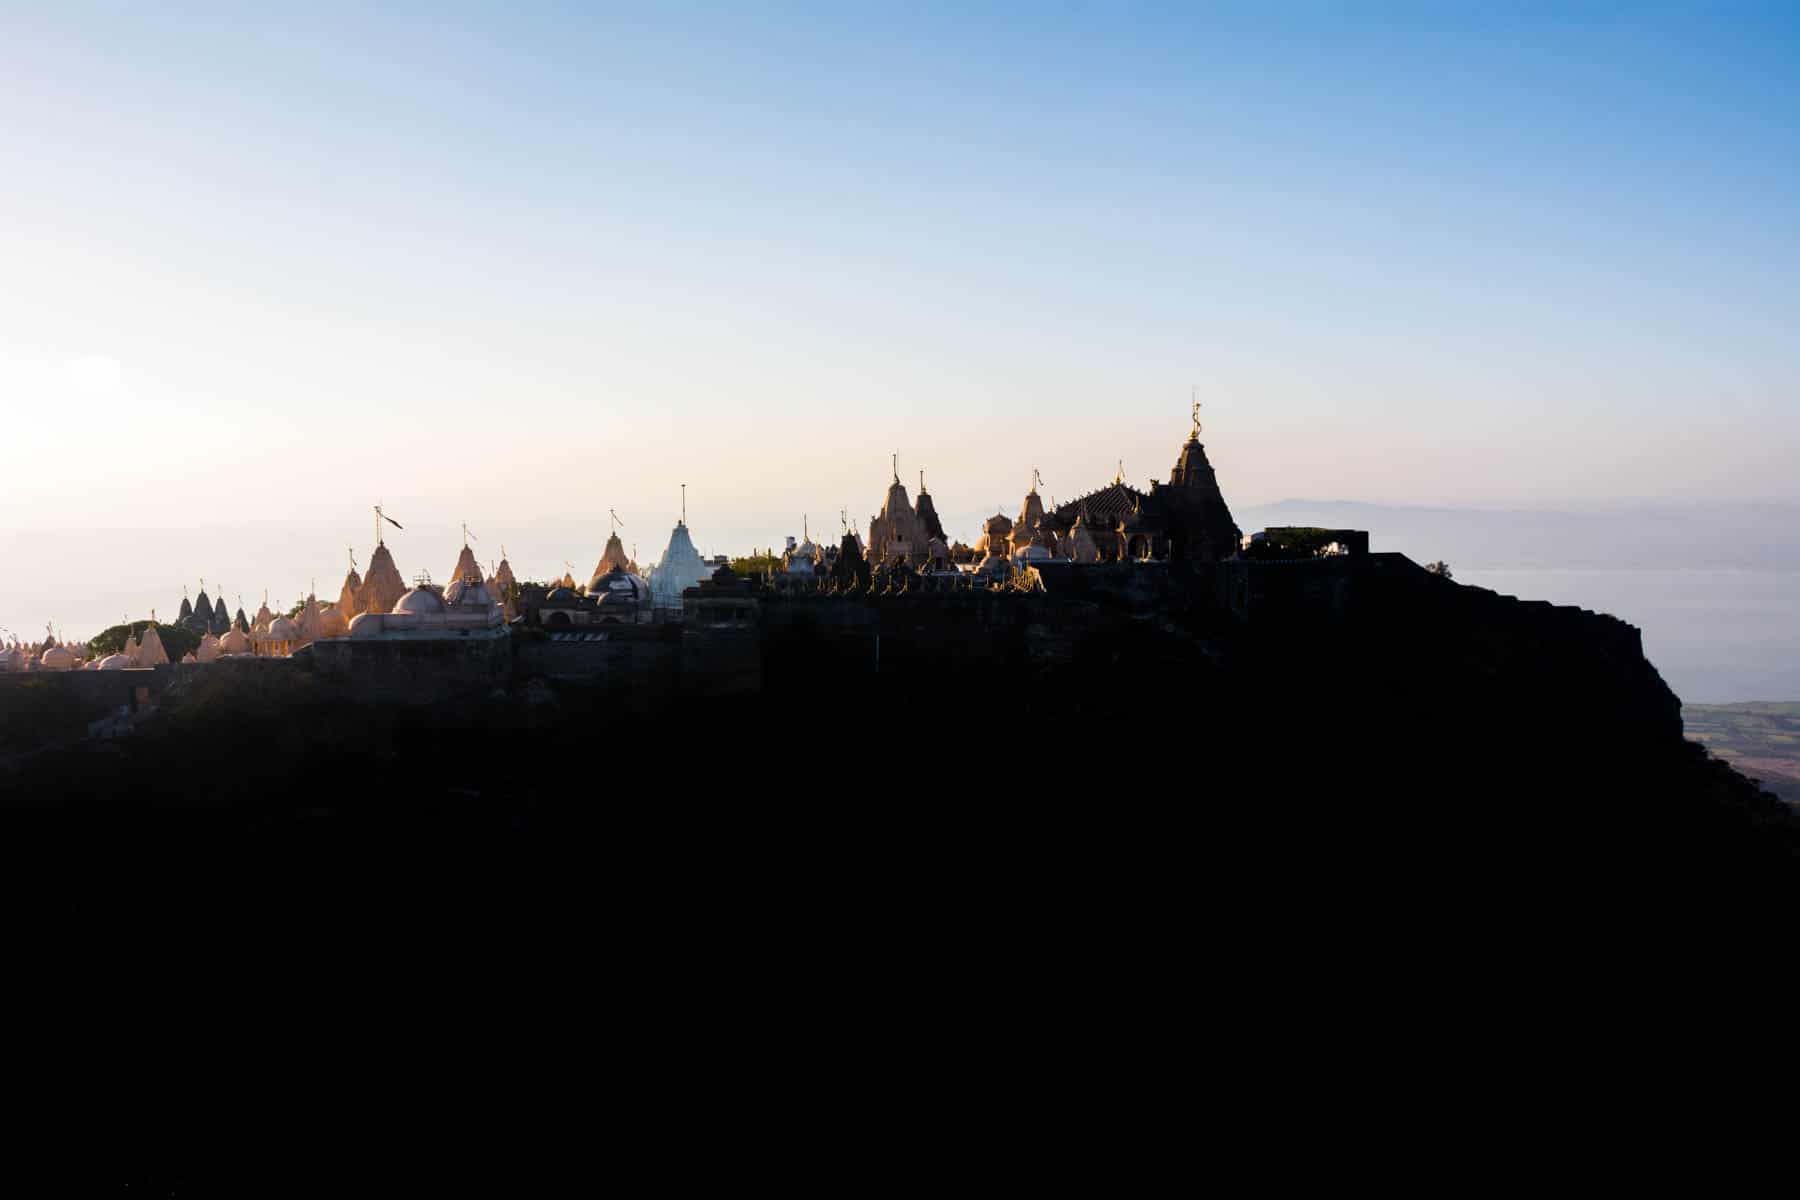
[[87, 621, 202, 661], [730, 554, 782, 578], [1426, 561, 1453, 580]]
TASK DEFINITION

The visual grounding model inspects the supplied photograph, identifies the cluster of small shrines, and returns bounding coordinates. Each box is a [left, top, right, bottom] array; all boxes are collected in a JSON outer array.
[[4, 409, 1240, 666]]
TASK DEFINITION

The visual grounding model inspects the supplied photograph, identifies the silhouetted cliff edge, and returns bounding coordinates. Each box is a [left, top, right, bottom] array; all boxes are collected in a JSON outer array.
[[2, 557, 1794, 903]]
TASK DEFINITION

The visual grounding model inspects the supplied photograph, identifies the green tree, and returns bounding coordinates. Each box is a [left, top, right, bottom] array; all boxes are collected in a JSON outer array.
[[730, 554, 782, 578], [87, 621, 202, 661]]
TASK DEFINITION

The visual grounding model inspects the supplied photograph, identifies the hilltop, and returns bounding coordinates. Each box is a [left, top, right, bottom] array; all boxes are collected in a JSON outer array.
[[4, 554, 1794, 904]]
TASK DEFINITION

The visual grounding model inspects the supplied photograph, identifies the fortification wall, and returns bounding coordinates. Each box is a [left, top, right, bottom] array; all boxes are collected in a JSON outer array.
[[303, 636, 511, 704]]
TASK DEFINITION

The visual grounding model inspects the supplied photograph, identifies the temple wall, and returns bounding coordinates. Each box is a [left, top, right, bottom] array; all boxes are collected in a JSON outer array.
[[303, 636, 511, 704], [513, 628, 682, 710]]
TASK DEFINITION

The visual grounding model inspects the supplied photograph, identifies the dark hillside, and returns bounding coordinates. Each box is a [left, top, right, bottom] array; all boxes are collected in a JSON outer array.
[[3, 563, 1793, 914]]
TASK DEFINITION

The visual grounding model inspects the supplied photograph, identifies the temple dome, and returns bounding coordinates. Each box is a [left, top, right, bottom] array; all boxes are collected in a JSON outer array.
[[445, 577, 497, 610], [590, 564, 651, 621], [40, 645, 76, 670], [393, 587, 446, 616], [219, 627, 251, 655], [545, 586, 579, 604], [267, 615, 299, 640], [97, 653, 132, 670]]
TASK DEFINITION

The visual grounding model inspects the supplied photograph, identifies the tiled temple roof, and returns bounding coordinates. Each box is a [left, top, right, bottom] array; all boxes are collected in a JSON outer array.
[[1052, 482, 1145, 526]]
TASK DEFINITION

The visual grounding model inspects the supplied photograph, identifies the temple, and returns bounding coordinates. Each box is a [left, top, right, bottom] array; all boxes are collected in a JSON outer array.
[[646, 491, 710, 613], [6, 405, 1280, 695], [866, 458, 932, 566]]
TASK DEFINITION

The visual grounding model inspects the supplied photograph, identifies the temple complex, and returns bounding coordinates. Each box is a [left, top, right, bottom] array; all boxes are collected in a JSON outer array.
[[7, 404, 1258, 689]]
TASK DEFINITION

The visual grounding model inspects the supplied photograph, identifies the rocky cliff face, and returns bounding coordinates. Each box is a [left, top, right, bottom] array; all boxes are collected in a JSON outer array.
[[2, 555, 1792, 896]]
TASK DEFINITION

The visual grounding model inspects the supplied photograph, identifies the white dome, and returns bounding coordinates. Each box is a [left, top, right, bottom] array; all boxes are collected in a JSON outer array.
[[97, 653, 132, 670], [266, 615, 299, 640], [348, 612, 385, 639], [444, 577, 495, 609], [40, 646, 76, 670], [393, 587, 446, 615]]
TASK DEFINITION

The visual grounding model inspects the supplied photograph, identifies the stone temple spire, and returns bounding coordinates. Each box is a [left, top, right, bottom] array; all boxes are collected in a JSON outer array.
[[1158, 399, 1241, 562], [360, 542, 407, 615], [450, 523, 483, 584], [647, 509, 709, 613], [914, 468, 947, 543]]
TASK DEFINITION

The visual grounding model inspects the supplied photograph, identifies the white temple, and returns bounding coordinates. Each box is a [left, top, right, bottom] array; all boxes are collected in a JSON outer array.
[[648, 520, 709, 611]]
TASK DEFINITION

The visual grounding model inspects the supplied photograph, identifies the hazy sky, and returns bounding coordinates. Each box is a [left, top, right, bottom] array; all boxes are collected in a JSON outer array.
[[3, 3, 1799, 631]]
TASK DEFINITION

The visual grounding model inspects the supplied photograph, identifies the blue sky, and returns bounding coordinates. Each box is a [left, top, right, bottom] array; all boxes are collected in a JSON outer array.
[[2, 3, 1798, 631]]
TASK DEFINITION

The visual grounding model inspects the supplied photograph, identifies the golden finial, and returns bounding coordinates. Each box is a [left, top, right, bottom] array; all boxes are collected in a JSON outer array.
[[1114, 459, 1124, 486], [1191, 388, 1202, 439]]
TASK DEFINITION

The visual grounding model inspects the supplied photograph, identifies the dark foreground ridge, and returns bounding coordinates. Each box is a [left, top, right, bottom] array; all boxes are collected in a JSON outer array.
[[3, 553, 1795, 905]]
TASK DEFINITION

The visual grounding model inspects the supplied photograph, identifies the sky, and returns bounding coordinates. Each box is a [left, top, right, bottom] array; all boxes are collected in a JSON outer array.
[[2, 3, 1799, 639]]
